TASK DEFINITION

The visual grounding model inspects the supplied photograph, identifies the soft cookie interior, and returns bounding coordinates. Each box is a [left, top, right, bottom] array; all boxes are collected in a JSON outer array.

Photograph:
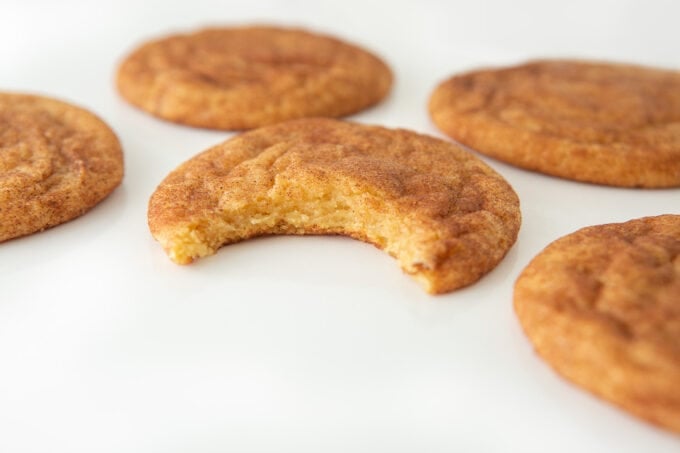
[[156, 159, 448, 292]]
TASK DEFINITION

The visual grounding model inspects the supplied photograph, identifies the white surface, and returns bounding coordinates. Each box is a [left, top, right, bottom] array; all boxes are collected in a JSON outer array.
[[1, 0, 679, 451]]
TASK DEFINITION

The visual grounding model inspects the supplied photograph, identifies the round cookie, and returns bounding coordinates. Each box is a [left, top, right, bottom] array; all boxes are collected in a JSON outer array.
[[0, 93, 124, 242], [148, 118, 521, 294], [117, 25, 393, 130], [514, 215, 680, 432], [429, 60, 680, 188]]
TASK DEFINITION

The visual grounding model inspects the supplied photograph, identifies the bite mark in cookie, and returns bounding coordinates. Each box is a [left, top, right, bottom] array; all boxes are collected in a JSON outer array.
[[148, 118, 521, 294]]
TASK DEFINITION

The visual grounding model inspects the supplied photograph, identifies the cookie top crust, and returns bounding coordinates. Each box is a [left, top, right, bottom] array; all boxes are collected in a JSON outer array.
[[0, 93, 123, 241], [514, 214, 680, 432], [429, 60, 680, 187], [117, 25, 393, 130], [148, 118, 521, 294]]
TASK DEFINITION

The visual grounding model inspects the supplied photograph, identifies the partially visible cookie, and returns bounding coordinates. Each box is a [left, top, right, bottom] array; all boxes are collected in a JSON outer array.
[[429, 60, 680, 188], [117, 25, 392, 130], [148, 118, 521, 294], [514, 215, 680, 432], [0, 93, 124, 242]]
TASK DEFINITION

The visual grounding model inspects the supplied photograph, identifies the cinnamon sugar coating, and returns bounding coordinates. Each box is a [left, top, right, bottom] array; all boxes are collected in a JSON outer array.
[[515, 215, 680, 432], [117, 26, 392, 130], [148, 118, 521, 294], [429, 60, 680, 187], [0, 93, 123, 242]]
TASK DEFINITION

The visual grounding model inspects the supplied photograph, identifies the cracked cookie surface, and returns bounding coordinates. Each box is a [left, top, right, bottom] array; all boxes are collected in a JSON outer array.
[[429, 60, 680, 187], [514, 214, 680, 432], [0, 93, 123, 241], [148, 118, 521, 294], [117, 25, 392, 130]]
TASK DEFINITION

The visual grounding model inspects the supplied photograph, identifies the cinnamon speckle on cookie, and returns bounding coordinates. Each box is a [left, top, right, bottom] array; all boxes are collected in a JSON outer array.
[[514, 214, 680, 432], [0, 93, 124, 242], [148, 118, 521, 294], [429, 60, 680, 188], [117, 25, 393, 130]]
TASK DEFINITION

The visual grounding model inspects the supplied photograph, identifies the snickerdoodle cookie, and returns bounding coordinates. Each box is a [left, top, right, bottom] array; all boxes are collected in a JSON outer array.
[[0, 93, 123, 242], [514, 214, 680, 432], [429, 60, 680, 188], [148, 118, 521, 294], [117, 25, 392, 130]]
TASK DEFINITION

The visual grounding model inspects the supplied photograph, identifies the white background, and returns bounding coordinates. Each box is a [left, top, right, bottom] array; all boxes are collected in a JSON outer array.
[[1, 0, 679, 451]]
